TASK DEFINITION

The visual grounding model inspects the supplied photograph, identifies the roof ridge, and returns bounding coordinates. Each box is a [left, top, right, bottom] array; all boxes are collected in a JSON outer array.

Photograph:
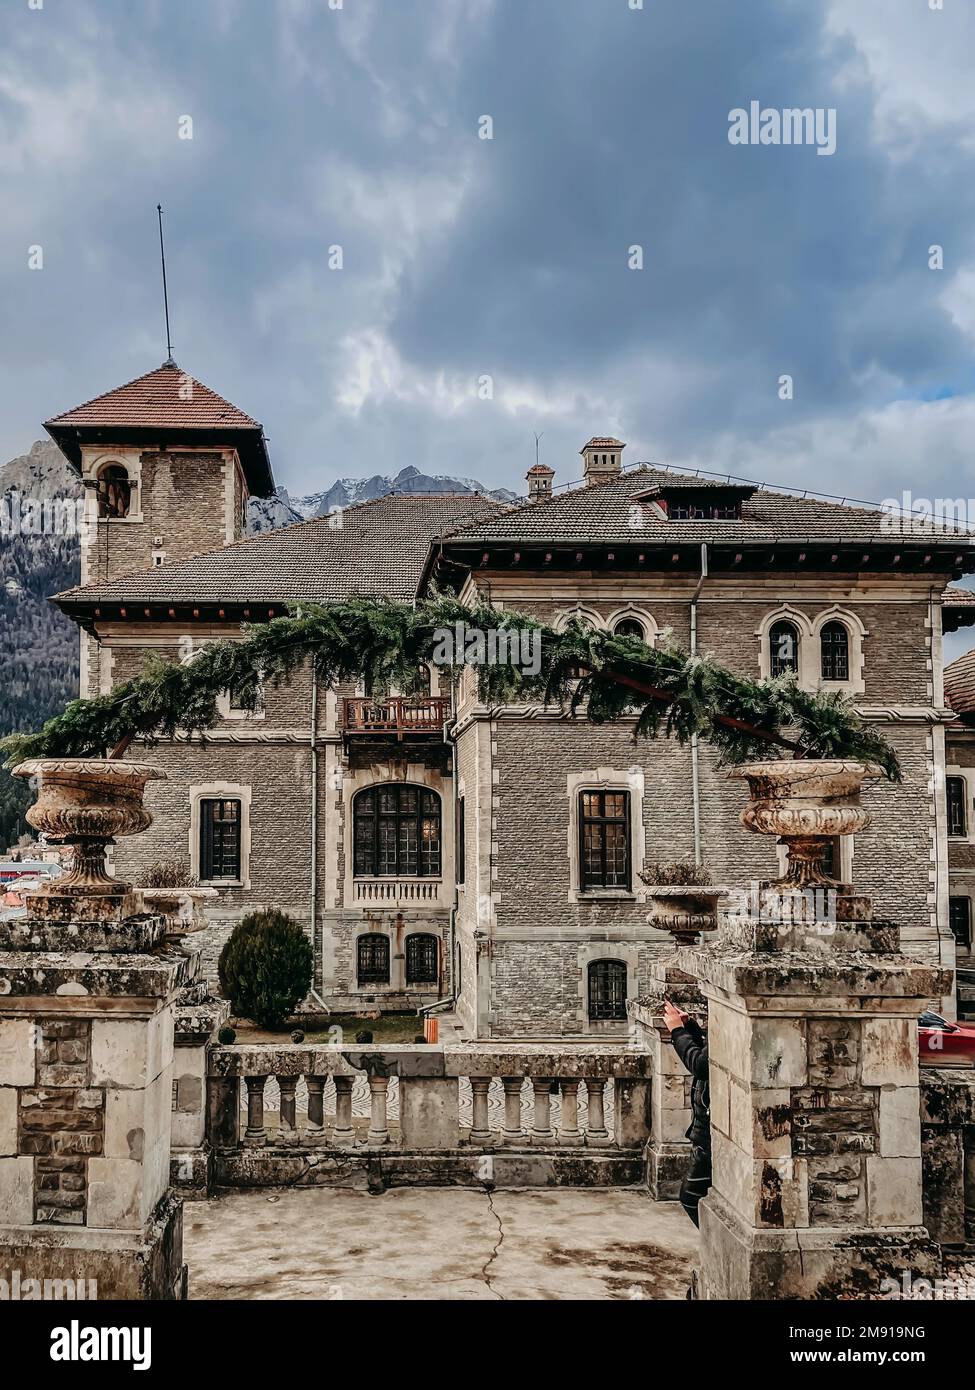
[[437, 464, 660, 539]]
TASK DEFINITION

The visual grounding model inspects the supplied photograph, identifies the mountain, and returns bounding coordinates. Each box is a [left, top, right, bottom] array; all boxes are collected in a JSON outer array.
[[248, 466, 516, 532]]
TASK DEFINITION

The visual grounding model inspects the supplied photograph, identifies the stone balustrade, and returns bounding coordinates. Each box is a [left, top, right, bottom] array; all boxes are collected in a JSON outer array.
[[202, 1044, 652, 1190]]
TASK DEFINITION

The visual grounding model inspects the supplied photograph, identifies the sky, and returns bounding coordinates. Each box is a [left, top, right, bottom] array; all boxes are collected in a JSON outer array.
[[1, 0, 974, 514]]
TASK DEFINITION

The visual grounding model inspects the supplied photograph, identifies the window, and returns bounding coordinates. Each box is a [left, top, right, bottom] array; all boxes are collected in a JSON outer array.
[[820, 621, 850, 682], [667, 501, 740, 520], [96, 464, 133, 519], [406, 934, 439, 985], [820, 836, 842, 881], [353, 785, 442, 877], [588, 960, 628, 1021], [769, 620, 800, 678], [199, 799, 241, 881], [613, 617, 646, 641], [357, 934, 390, 985], [949, 897, 972, 951], [456, 796, 466, 885], [579, 790, 630, 891], [947, 776, 968, 838]]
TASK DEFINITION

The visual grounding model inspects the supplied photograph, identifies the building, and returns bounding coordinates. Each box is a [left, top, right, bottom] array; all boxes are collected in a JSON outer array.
[[47, 364, 975, 1036]]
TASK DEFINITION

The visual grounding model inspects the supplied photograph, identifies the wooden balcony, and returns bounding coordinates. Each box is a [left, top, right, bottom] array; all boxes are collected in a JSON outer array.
[[342, 696, 451, 739]]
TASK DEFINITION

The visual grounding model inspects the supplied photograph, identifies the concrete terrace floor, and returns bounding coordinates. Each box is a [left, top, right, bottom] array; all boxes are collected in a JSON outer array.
[[184, 1187, 698, 1300]]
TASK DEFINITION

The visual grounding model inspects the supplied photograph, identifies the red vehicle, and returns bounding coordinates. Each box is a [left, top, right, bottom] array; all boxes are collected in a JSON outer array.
[[918, 1011, 975, 1064]]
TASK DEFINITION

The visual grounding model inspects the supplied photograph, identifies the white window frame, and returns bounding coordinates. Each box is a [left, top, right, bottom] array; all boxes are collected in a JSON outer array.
[[190, 782, 252, 888], [566, 766, 646, 904]]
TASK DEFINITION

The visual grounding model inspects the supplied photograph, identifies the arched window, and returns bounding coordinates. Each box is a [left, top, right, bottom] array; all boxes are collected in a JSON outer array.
[[353, 785, 442, 877], [768, 620, 799, 678], [96, 463, 133, 519], [588, 960, 628, 1021], [406, 933, 439, 985], [357, 934, 390, 985], [613, 617, 646, 642], [820, 621, 850, 682]]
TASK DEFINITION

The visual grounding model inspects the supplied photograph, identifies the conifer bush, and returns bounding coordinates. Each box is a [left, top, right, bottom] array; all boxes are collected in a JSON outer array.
[[217, 909, 312, 1030]]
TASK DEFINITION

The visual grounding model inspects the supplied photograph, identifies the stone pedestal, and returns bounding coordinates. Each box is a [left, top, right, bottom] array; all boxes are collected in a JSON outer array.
[[678, 905, 951, 1300], [630, 962, 708, 1200], [0, 916, 192, 1299], [170, 960, 230, 1198]]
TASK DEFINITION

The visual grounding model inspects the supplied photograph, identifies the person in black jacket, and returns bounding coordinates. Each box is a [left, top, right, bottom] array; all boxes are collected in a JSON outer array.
[[663, 998, 712, 1228]]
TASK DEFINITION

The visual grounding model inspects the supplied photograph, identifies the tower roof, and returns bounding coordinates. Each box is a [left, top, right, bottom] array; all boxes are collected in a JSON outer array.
[[45, 361, 274, 496]]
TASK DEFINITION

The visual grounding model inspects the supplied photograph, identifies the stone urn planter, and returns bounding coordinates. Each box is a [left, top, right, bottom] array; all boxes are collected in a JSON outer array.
[[139, 886, 219, 933], [641, 864, 729, 946], [734, 759, 880, 888], [12, 759, 165, 911]]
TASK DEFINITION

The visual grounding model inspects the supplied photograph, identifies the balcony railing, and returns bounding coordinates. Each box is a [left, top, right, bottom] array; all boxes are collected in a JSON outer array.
[[342, 696, 451, 736]]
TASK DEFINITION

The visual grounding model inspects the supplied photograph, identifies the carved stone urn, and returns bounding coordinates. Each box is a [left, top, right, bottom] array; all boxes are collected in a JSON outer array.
[[12, 759, 165, 919], [646, 885, 730, 947], [140, 886, 218, 933], [734, 759, 879, 888]]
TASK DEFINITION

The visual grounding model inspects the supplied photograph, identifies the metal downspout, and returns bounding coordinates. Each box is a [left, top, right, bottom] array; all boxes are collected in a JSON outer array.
[[690, 543, 709, 867]]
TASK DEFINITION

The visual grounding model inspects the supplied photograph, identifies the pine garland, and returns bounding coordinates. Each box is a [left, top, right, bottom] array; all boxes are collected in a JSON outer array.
[[0, 596, 901, 779]]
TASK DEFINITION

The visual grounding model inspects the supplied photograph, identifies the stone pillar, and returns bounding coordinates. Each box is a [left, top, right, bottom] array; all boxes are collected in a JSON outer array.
[[0, 913, 190, 1299], [468, 1078, 493, 1146], [277, 1076, 299, 1147], [630, 962, 708, 1198], [500, 1077, 523, 1144], [558, 1079, 581, 1145], [366, 1076, 390, 1146], [399, 1077, 459, 1150], [530, 1079, 554, 1144], [679, 901, 950, 1300], [171, 982, 229, 1196], [305, 1077, 326, 1145], [585, 1079, 611, 1146], [332, 1076, 355, 1146], [243, 1077, 268, 1147]]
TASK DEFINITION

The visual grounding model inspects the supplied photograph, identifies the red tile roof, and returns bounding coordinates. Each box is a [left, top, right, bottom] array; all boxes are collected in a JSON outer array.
[[581, 436, 625, 450], [46, 362, 261, 432], [45, 361, 275, 496], [945, 648, 975, 716]]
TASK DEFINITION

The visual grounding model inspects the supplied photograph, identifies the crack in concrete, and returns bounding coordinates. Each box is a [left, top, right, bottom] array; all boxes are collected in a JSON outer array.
[[480, 1189, 506, 1300]]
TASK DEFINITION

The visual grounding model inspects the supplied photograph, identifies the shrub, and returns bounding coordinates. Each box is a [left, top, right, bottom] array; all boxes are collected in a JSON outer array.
[[217, 909, 313, 1030], [639, 860, 712, 887], [138, 858, 199, 889], [413, 1034, 428, 1044], [217, 1025, 236, 1045], [290, 1029, 305, 1044], [354, 1029, 373, 1044]]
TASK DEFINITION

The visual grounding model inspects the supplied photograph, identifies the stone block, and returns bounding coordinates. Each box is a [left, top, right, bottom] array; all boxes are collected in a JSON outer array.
[[0, 1019, 37, 1087], [878, 1088, 921, 1159], [90, 1021, 148, 1089], [749, 1089, 793, 1160], [865, 1156, 923, 1227], [708, 1064, 730, 1139], [86, 1157, 143, 1230], [861, 1018, 917, 1087], [750, 1018, 807, 1089], [103, 1089, 148, 1162], [0, 1087, 17, 1158], [0, 1155, 34, 1224]]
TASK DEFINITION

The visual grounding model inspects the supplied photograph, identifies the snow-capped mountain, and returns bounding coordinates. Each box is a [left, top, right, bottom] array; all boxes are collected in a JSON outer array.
[[247, 466, 516, 532]]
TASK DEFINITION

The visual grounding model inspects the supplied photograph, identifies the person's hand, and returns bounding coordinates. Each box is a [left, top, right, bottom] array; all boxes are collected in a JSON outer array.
[[662, 1000, 688, 1033]]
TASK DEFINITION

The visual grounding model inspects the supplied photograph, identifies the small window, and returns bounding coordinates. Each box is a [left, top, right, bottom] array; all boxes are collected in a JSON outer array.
[[226, 671, 265, 715], [820, 621, 850, 682], [820, 836, 842, 881], [406, 934, 439, 985], [947, 777, 968, 838], [949, 897, 972, 951], [199, 799, 241, 881], [456, 795, 465, 886], [353, 785, 442, 877], [579, 789, 630, 891], [613, 617, 646, 642], [357, 933, 390, 985], [769, 620, 799, 678], [96, 464, 133, 519], [588, 960, 628, 1021]]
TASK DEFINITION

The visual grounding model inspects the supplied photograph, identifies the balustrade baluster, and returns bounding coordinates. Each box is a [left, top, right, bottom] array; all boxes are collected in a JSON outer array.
[[278, 1075, 299, 1146], [469, 1077, 493, 1145], [585, 1077, 611, 1146], [530, 1078, 555, 1144], [501, 1076, 524, 1144], [305, 1075, 326, 1144], [558, 1079, 581, 1145], [243, 1075, 268, 1147], [367, 1075, 390, 1145], [332, 1075, 355, 1146]]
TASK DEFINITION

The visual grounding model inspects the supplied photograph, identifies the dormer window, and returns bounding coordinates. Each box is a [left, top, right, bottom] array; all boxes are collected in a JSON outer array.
[[96, 463, 134, 519], [642, 482, 754, 522]]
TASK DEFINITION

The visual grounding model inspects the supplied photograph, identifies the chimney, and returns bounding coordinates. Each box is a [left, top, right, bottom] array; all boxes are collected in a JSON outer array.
[[580, 436, 625, 485], [526, 462, 555, 502]]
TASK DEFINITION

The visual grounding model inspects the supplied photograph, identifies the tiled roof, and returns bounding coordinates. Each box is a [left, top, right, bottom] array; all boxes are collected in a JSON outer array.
[[45, 361, 275, 497], [54, 493, 507, 609], [944, 586, 975, 605], [45, 363, 261, 432], [442, 466, 975, 547], [582, 436, 625, 450], [945, 649, 975, 716]]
